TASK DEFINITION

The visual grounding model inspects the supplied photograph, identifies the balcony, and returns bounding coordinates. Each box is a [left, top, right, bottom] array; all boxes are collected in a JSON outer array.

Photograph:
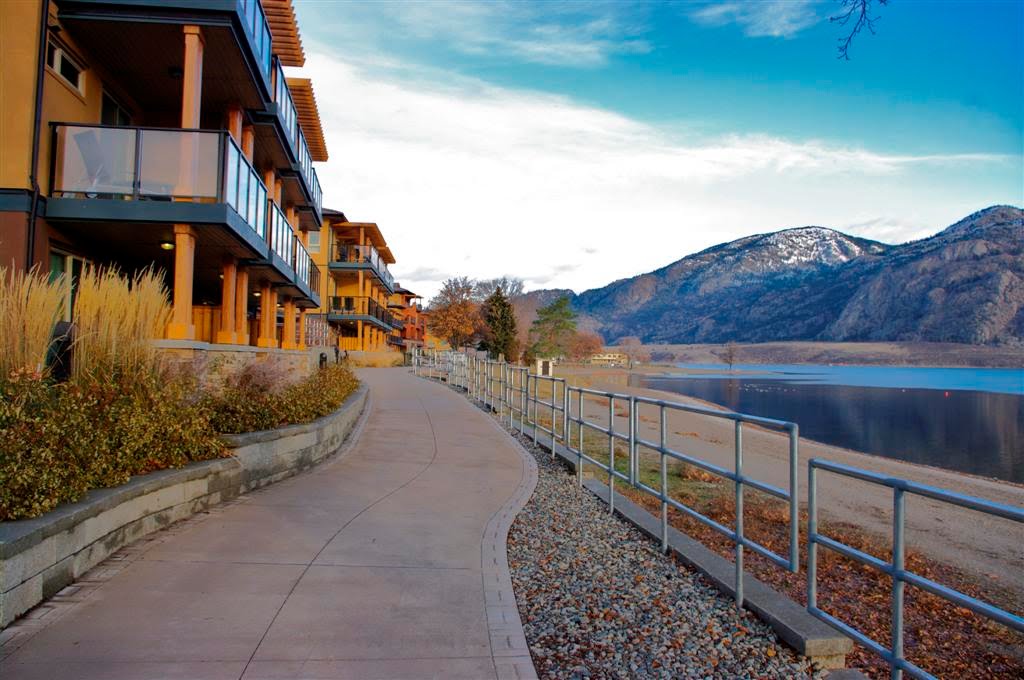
[[47, 123, 319, 306], [58, 0, 274, 103], [328, 242, 395, 293], [262, 58, 323, 224], [327, 296, 396, 330]]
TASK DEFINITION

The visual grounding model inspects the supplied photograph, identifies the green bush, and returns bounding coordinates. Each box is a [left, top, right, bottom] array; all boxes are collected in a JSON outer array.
[[0, 364, 360, 522], [205, 364, 359, 435], [0, 368, 226, 521]]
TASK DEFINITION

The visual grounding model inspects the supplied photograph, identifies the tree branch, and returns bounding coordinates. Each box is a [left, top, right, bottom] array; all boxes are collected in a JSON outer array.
[[831, 0, 888, 60]]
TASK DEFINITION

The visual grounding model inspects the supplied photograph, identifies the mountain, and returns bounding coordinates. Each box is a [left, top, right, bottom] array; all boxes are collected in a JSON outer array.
[[515, 206, 1024, 346]]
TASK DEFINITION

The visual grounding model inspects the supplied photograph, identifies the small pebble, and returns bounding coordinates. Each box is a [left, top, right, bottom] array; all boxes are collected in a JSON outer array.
[[506, 427, 821, 679]]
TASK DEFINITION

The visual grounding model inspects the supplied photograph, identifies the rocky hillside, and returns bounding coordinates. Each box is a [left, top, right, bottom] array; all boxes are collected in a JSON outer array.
[[516, 206, 1023, 346]]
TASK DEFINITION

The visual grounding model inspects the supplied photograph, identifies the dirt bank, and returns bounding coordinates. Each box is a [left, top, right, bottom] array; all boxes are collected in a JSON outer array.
[[558, 366, 1024, 600]]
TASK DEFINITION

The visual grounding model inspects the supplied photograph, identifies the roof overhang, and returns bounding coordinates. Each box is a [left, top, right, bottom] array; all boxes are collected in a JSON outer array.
[[331, 221, 397, 263], [287, 77, 328, 161], [264, 0, 304, 66]]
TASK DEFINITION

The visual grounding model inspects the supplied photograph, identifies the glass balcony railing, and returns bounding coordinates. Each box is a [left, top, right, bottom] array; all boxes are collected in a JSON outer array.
[[238, 0, 272, 84], [51, 123, 323, 304], [267, 199, 295, 270], [328, 242, 395, 292], [328, 296, 396, 328], [52, 123, 267, 241], [272, 58, 323, 218]]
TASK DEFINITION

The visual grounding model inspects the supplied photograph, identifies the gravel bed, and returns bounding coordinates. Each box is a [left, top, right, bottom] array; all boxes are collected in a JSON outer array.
[[506, 431, 820, 680]]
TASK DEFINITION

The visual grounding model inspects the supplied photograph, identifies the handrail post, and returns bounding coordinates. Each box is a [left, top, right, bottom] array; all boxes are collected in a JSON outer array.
[[628, 396, 637, 486], [735, 420, 744, 608], [807, 462, 818, 613], [550, 380, 556, 458], [608, 396, 615, 516], [562, 381, 570, 450], [576, 389, 584, 487], [891, 487, 906, 680], [660, 404, 668, 553], [789, 424, 800, 572]]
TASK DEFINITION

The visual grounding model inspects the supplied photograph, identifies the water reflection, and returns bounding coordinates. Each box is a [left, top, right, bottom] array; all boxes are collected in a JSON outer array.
[[637, 376, 1024, 483]]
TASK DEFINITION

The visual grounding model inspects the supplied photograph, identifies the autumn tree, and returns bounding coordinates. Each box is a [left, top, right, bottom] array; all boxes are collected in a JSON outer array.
[[427, 277, 477, 350], [528, 296, 576, 358], [481, 287, 519, 361], [568, 331, 604, 362], [616, 336, 650, 368]]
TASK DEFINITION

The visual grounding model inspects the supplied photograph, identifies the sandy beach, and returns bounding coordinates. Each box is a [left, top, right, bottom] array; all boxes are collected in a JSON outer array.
[[558, 366, 1024, 601]]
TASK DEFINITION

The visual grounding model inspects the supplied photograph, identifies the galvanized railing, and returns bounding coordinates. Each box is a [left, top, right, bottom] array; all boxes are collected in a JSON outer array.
[[413, 349, 799, 606], [410, 348, 1024, 678], [807, 459, 1024, 679]]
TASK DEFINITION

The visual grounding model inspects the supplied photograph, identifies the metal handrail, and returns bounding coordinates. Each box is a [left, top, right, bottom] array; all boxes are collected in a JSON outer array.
[[807, 458, 1024, 680], [411, 348, 1024, 680]]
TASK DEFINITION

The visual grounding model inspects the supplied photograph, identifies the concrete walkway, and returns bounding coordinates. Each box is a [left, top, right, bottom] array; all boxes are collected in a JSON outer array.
[[0, 369, 538, 680]]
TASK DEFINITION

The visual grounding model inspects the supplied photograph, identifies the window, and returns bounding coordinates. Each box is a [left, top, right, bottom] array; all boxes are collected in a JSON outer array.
[[307, 230, 321, 254], [47, 40, 85, 95], [49, 250, 89, 321], [101, 92, 131, 126]]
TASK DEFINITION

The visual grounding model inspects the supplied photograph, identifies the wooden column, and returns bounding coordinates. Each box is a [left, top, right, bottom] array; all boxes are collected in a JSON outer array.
[[215, 258, 237, 344], [166, 225, 196, 340], [241, 125, 255, 161], [234, 267, 249, 344], [281, 297, 297, 349], [181, 26, 204, 127], [257, 282, 277, 348], [226, 106, 243, 144], [298, 309, 307, 349]]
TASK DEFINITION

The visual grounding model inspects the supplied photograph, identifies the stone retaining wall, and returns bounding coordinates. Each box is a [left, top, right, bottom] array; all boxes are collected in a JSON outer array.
[[0, 385, 368, 628]]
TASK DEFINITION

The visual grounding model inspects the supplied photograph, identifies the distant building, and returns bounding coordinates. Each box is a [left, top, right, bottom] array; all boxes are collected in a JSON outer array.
[[588, 352, 628, 367]]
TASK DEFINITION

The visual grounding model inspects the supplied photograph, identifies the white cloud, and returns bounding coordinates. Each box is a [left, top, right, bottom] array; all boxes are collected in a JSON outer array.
[[300, 0, 650, 68], [300, 52, 1017, 300], [690, 1, 823, 38]]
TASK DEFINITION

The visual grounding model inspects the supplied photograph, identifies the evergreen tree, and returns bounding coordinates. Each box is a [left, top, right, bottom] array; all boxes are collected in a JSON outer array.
[[483, 287, 519, 361], [529, 296, 577, 358]]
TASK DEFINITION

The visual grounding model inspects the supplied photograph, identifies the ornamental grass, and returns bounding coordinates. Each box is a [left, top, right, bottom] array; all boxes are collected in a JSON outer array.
[[0, 267, 360, 522]]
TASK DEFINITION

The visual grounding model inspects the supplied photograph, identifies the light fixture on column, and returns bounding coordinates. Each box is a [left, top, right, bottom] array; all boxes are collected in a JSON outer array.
[[253, 291, 262, 297], [159, 241, 174, 251]]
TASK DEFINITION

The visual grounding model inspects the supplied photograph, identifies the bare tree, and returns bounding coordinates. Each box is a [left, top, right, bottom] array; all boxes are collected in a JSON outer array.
[[718, 341, 739, 370], [474, 277, 525, 301], [831, 0, 888, 60], [616, 336, 650, 369]]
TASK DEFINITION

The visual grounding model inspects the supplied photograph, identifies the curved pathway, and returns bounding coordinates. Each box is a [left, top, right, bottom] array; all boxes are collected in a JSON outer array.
[[0, 369, 538, 680]]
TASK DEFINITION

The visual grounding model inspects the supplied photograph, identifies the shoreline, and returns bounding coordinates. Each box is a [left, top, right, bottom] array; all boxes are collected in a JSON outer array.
[[557, 365, 1024, 597], [635, 340, 1024, 369]]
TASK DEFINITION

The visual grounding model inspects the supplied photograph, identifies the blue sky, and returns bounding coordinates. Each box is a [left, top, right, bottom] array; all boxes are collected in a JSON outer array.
[[292, 0, 1023, 298]]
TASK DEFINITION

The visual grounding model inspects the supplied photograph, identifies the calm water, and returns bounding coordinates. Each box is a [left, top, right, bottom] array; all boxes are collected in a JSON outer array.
[[636, 364, 1024, 483]]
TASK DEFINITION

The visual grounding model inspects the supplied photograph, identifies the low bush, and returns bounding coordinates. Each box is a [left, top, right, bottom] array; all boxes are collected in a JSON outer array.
[[205, 363, 359, 435], [0, 268, 362, 522]]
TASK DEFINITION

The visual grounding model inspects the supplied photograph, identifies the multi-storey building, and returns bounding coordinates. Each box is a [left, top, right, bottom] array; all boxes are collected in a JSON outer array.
[[1, 0, 327, 352], [311, 210, 398, 352], [388, 285, 425, 350]]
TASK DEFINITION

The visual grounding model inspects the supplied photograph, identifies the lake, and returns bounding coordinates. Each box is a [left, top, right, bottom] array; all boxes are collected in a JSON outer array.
[[635, 363, 1024, 483]]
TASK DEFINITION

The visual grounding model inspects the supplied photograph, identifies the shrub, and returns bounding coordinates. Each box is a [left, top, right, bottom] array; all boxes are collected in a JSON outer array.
[[204, 363, 359, 435]]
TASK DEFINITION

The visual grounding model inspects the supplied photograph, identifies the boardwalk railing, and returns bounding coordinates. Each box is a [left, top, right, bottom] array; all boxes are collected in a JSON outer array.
[[411, 348, 1024, 680], [807, 459, 1024, 680], [414, 349, 800, 607]]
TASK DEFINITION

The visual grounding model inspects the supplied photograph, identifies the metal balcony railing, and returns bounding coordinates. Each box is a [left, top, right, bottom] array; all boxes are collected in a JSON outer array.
[[238, 0, 272, 84], [52, 123, 268, 241], [272, 58, 322, 218], [328, 296, 396, 327], [51, 123, 322, 301], [328, 242, 395, 291]]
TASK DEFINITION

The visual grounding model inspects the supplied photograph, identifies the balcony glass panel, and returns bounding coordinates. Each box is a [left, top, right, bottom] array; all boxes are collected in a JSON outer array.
[[327, 296, 396, 327], [138, 130, 219, 199], [52, 125, 137, 198], [236, 0, 271, 83], [294, 238, 311, 288], [268, 200, 294, 270]]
